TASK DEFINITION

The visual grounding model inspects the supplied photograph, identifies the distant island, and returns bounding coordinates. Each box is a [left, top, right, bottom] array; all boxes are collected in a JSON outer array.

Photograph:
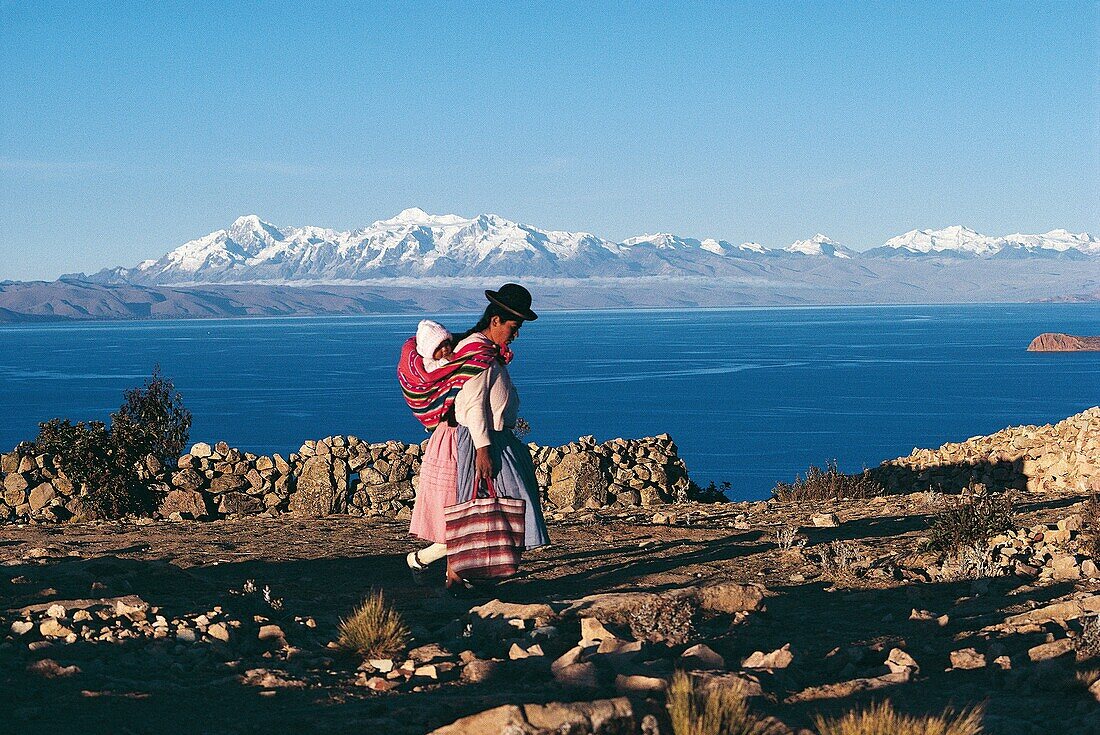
[[1, 210, 1098, 322], [1028, 333, 1100, 352]]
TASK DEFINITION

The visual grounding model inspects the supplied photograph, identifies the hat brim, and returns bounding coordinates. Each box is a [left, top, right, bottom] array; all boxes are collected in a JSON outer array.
[[485, 290, 538, 321]]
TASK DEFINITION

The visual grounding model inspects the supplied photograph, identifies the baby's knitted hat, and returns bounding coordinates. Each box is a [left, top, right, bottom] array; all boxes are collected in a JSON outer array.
[[415, 320, 452, 360]]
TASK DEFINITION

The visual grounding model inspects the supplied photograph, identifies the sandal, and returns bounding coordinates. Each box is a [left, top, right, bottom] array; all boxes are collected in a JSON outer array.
[[445, 570, 477, 598], [407, 550, 434, 586]]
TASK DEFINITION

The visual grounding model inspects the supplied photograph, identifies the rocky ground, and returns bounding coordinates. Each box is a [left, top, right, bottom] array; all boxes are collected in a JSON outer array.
[[3, 487, 1100, 735]]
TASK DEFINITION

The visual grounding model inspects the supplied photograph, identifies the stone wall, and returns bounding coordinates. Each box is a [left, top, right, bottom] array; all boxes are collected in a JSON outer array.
[[870, 406, 1100, 495], [0, 432, 690, 524]]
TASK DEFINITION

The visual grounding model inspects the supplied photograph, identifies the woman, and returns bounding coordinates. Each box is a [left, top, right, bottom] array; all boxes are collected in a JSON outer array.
[[402, 284, 549, 592]]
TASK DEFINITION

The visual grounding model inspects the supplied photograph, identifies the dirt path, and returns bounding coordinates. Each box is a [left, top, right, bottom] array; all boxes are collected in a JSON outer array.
[[2, 492, 1097, 734]]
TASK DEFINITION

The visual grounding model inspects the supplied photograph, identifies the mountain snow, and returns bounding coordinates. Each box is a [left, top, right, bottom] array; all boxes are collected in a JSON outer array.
[[103, 211, 1097, 285]]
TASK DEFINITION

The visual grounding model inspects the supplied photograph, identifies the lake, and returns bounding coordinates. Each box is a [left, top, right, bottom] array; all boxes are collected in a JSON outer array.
[[0, 303, 1097, 500]]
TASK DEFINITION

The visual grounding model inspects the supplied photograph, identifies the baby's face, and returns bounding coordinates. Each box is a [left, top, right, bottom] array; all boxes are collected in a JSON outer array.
[[433, 339, 454, 361]]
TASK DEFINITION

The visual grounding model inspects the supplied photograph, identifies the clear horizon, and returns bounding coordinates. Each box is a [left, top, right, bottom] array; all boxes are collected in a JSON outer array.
[[2, 2, 1098, 281]]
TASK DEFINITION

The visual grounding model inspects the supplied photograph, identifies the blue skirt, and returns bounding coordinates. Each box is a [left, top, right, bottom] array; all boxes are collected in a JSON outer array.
[[455, 426, 551, 550]]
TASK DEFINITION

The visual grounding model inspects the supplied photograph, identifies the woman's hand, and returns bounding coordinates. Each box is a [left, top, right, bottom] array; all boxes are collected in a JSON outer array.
[[475, 446, 494, 486]]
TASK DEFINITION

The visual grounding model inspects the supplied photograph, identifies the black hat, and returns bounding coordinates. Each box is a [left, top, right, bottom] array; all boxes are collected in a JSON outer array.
[[485, 283, 538, 321]]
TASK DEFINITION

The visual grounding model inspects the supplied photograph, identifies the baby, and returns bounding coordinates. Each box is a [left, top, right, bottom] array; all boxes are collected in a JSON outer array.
[[415, 319, 454, 371]]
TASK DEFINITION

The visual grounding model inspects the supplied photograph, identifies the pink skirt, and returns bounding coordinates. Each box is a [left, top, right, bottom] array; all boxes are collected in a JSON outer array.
[[409, 424, 457, 544]]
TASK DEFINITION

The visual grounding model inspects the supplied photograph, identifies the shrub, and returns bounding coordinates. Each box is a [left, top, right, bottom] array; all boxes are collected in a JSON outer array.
[[337, 590, 409, 658], [925, 491, 1015, 554], [33, 368, 191, 518], [689, 480, 733, 503], [1078, 615, 1100, 660], [110, 366, 192, 469], [817, 539, 859, 578], [771, 460, 882, 502], [629, 594, 697, 646], [666, 671, 777, 735], [814, 700, 984, 735]]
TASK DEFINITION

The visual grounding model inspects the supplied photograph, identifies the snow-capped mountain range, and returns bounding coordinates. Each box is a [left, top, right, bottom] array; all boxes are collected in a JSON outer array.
[[93, 209, 1099, 285]]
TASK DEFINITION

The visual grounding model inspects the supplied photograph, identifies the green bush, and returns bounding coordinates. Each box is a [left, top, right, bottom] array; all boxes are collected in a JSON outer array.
[[33, 367, 191, 519], [772, 460, 883, 502], [337, 590, 408, 658], [925, 491, 1015, 554]]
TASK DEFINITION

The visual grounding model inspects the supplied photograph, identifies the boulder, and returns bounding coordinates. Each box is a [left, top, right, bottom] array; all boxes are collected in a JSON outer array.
[[171, 468, 205, 491], [158, 489, 209, 519], [696, 581, 766, 614], [548, 452, 606, 510], [210, 474, 247, 495], [28, 483, 57, 512], [288, 455, 345, 515], [742, 644, 794, 670], [218, 492, 264, 515]]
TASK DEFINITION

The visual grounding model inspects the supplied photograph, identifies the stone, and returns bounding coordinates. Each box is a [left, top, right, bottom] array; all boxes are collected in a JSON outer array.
[[552, 662, 600, 689], [681, 643, 725, 670], [45, 603, 67, 619], [39, 619, 73, 638], [615, 673, 667, 694], [470, 599, 557, 626], [696, 581, 766, 614], [27, 659, 81, 678], [258, 624, 285, 643], [158, 489, 208, 518], [885, 648, 919, 676], [949, 648, 986, 670], [176, 627, 197, 643], [811, 512, 840, 527], [11, 620, 33, 635], [1051, 555, 1082, 581], [742, 644, 794, 670], [580, 617, 618, 645], [28, 483, 57, 511], [191, 442, 213, 458], [207, 622, 231, 642], [460, 659, 500, 684], [429, 705, 526, 735], [218, 492, 263, 515], [210, 474, 248, 495], [1027, 638, 1074, 662], [288, 455, 345, 515], [548, 452, 606, 510]]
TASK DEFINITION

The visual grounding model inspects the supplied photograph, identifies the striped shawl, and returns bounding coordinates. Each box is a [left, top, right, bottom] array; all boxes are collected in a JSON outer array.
[[397, 335, 512, 430]]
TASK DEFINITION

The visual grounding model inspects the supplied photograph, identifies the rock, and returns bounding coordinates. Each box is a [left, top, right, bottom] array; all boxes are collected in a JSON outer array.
[[785, 672, 910, 703], [1027, 638, 1074, 662], [429, 705, 526, 735], [207, 622, 231, 642], [811, 512, 840, 527], [28, 482, 57, 511], [11, 620, 33, 635], [39, 619, 73, 638], [681, 643, 725, 670], [27, 659, 81, 678], [190, 442, 213, 458], [288, 455, 345, 515], [357, 675, 399, 691], [258, 624, 286, 643], [548, 452, 606, 510], [885, 648, 919, 676], [742, 644, 794, 670], [470, 599, 557, 627], [615, 673, 667, 694], [176, 627, 197, 643], [45, 604, 67, 619], [460, 659, 500, 684], [210, 474, 247, 495], [580, 617, 618, 646], [159, 489, 208, 518], [552, 662, 601, 689], [1084, 560, 1100, 579], [1051, 555, 1082, 581], [696, 581, 766, 614], [949, 648, 986, 670], [217, 492, 264, 515]]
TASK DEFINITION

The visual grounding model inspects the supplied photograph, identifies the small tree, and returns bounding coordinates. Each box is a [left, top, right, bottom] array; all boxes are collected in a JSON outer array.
[[33, 367, 191, 519]]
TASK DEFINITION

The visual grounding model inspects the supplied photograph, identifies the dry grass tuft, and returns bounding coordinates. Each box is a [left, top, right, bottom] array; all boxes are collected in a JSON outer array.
[[814, 700, 984, 735], [771, 460, 882, 502], [337, 590, 408, 658], [666, 671, 779, 735]]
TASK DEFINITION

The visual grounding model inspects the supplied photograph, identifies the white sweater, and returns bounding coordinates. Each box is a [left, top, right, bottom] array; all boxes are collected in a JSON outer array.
[[453, 333, 519, 449]]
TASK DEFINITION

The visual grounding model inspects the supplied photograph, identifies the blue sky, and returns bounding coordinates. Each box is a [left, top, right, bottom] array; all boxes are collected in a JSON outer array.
[[1, 1, 1097, 280]]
